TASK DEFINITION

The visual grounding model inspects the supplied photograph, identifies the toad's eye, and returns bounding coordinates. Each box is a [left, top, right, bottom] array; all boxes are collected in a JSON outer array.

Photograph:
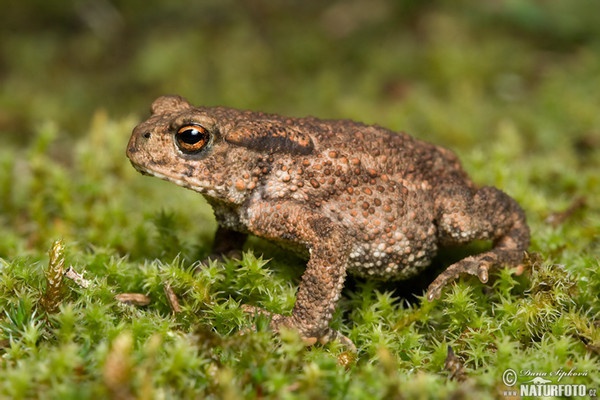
[[176, 124, 209, 154]]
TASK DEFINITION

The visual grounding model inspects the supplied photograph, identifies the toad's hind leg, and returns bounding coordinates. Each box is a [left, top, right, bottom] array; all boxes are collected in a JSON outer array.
[[427, 185, 530, 300]]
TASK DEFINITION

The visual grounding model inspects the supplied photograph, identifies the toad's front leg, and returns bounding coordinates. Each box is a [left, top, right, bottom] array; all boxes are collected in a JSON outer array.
[[242, 201, 354, 349]]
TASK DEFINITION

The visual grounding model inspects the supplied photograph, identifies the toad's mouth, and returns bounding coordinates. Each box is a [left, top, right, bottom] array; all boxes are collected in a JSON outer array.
[[128, 160, 205, 194], [129, 162, 176, 183], [129, 161, 153, 176], [128, 158, 231, 201]]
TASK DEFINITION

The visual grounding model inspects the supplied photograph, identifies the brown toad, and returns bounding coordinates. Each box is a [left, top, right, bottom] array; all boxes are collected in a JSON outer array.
[[126, 95, 530, 347]]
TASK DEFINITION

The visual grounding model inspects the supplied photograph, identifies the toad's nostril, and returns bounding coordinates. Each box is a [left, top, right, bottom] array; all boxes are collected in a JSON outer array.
[[143, 132, 151, 139]]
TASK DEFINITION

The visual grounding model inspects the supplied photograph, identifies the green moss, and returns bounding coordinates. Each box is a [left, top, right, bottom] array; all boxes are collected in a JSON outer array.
[[1, 2, 599, 398]]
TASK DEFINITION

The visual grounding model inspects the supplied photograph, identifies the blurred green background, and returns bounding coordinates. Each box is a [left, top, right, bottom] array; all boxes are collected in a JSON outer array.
[[3, 0, 599, 147]]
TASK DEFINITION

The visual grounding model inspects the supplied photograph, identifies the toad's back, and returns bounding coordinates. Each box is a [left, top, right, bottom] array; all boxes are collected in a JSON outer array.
[[246, 115, 473, 279]]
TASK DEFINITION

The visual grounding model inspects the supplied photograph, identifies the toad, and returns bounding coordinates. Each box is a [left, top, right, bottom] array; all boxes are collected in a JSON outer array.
[[127, 95, 530, 348]]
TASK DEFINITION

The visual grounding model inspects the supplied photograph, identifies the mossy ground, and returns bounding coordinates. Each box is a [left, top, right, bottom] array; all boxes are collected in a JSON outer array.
[[1, 2, 599, 399]]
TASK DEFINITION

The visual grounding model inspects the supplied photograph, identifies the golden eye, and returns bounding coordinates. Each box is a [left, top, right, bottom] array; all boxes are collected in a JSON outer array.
[[176, 124, 209, 153]]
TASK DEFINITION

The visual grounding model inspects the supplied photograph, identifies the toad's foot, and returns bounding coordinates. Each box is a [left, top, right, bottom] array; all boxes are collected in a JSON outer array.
[[426, 250, 520, 301], [241, 304, 356, 352]]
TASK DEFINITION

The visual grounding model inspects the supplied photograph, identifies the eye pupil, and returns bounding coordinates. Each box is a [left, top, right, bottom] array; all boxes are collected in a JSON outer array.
[[176, 125, 209, 153], [179, 128, 202, 144]]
